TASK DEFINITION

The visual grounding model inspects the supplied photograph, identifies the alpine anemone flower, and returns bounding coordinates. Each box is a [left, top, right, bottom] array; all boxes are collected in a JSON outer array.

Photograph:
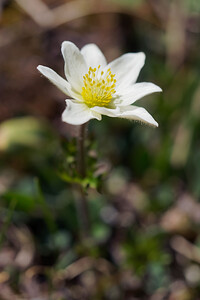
[[37, 42, 162, 126]]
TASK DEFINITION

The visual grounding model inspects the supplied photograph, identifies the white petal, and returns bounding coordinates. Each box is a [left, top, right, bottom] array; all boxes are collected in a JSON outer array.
[[118, 82, 162, 106], [91, 106, 120, 117], [117, 106, 158, 127], [81, 44, 107, 68], [37, 65, 71, 96], [62, 100, 101, 125], [107, 52, 145, 90], [61, 41, 87, 92]]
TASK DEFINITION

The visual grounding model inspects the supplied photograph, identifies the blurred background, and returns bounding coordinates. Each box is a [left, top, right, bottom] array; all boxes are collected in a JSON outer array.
[[0, 0, 200, 299]]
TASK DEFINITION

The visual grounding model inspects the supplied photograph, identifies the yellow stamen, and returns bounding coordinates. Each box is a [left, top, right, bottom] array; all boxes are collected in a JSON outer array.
[[81, 65, 117, 108]]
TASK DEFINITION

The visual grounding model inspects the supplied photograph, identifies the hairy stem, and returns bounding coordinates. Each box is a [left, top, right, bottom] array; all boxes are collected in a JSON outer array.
[[77, 123, 87, 178], [75, 123, 90, 239]]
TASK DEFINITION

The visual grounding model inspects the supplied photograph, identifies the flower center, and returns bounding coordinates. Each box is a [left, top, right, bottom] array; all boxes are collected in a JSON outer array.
[[81, 65, 116, 108]]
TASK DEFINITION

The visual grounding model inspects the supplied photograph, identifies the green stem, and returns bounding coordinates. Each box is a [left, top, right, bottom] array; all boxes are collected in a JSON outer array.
[[77, 123, 87, 178], [75, 123, 90, 239], [0, 198, 17, 249]]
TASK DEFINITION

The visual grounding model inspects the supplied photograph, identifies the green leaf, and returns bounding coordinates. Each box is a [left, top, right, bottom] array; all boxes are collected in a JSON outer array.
[[0, 116, 54, 151], [3, 191, 35, 212]]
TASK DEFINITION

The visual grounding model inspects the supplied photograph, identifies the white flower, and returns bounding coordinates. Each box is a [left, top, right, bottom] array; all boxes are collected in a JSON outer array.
[[37, 41, 162, 127]]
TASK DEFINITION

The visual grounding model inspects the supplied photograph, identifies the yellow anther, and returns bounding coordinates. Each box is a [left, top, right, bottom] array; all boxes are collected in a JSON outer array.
[[81, 65, 116, 108]]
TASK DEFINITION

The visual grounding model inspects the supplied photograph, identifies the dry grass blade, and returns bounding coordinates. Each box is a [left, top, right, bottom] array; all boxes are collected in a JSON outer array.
[[15, 0, 55, 27], [15, 0, 160, 29]]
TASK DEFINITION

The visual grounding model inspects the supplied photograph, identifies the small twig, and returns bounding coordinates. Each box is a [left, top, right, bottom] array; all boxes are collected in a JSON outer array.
[[53, 256, 113, 282], [171, 235, 200, 263]]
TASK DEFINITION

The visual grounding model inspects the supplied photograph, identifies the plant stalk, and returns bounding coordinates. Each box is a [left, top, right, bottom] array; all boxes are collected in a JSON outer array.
[[76, 123, 90, 239]]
